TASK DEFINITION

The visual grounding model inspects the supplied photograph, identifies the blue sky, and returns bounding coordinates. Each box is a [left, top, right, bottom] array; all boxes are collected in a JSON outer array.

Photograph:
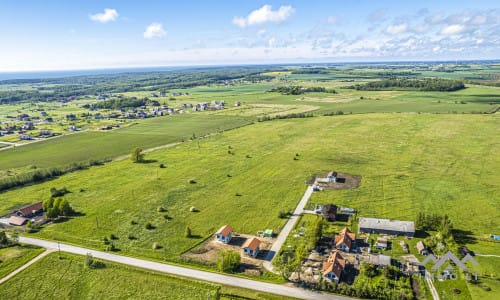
[[0, 1, 499, 71]]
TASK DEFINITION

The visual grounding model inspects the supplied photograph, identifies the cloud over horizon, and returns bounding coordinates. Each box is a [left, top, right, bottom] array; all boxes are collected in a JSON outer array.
[[89, 8, 119, 23], [144, 23, 167, 39], [233, 5, 295, 28]]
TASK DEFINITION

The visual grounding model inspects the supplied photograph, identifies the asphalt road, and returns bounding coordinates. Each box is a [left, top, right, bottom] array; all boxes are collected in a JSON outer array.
[[17, 236, 352, 300]]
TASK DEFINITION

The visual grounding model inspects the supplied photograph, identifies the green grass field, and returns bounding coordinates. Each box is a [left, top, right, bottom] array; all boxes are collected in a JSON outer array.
[[0, 114, 252, 176], [0, 114, 497, 265], [0, 245, 44, 278], [0, 252, 295, 300]]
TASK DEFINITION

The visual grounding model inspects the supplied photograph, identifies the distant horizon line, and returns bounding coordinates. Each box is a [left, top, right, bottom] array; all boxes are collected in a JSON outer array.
[[0, 58, 498, 81]]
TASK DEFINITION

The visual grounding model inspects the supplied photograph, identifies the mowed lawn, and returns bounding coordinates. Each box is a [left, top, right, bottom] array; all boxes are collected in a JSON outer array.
[[0, 114, 252, 172], [0, 114, 498, 262]]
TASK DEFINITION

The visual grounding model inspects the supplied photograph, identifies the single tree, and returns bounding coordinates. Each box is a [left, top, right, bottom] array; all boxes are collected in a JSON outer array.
[[131, 147, 144, 163]]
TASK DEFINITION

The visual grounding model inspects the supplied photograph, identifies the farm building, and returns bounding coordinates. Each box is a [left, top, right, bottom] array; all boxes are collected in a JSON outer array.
[[263, 229, 273, 238], [9, 216, 28, 226], [334, 227, 356, 252], [17, 202, 43, 218], [242, 237, 261, 257], [358, 217, 415, 237], [416, 241, 428, 255], [376, 237, 388, 250], [322, 251, 345, 283], [321, 204, 337, 221], [215, 225, 233, 244]]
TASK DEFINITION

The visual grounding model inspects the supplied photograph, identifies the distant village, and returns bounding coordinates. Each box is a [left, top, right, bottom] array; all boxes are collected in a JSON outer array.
[[0, 92, 242, 143]]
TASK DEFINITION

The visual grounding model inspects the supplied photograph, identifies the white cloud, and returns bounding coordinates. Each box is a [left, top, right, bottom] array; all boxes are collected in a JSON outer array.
[[327, 16, 338, 24], [257, 29, 267, 36], [386, 23, 408, 35], [89, 8, 119, 23], [268, 37, 276, 47], [441, 24, 465, 35], [144, 23, 167, 39], [233, 5, 295, 28]]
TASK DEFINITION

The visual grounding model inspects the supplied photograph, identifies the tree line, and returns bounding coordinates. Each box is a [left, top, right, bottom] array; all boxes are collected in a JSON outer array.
[[268, 86, 336, 95], [352, 77, 465, 91]]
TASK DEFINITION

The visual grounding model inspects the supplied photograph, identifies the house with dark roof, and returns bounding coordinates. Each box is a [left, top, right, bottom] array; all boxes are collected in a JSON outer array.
[[17, 202, 43, 218], [215, 225, 233, 244], [322, 251, 345, 283], [322, 204, 337, 222], [242, 237, 261, 257], [334, 227, 356, 252]]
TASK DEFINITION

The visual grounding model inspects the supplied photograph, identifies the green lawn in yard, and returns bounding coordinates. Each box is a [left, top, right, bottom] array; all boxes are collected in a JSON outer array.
[[0, 114, 497, 266], [0, 245, 44, 278]]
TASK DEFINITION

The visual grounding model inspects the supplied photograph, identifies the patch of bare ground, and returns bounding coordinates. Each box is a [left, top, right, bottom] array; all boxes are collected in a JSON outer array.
[[306, 172, 362, 190], [181, 233, 275, 275]]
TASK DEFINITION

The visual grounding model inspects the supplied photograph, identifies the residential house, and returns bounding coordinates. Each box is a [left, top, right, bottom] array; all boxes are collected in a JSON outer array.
[[322, 251, 345, 282], [17, 202, 43, 218], [358, 217, 415, 237], [19, 134, 32, 140], [416, 241, 428, 255], [215, 225, 233, 244], [334, 227, 356, 252], [375, 237, 388, 250], [242, 237, 261, 257], [322, 204, 337, 221], [8, 216, 28, 226]]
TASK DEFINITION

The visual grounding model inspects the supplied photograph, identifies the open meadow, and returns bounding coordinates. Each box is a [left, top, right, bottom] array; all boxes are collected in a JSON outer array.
[[0, 245, 43, 278], [0, 114, 497, 266]]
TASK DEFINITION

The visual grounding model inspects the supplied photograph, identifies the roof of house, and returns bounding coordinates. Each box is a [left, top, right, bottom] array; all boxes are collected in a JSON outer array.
[[18, 202, 43, 216], [242, 237, 261, 251], [335, 227, 356, 249], [322, 251, 345, 278], [359, 217, 415, 233], [264, 229, 273, 235], [376, 237, 388, 245], [216, 225, 232, 237], [416, 241, 426, 251], [9, 215, 28, 226]]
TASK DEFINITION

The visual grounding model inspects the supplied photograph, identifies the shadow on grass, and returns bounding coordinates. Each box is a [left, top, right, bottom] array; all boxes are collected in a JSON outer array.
[[141, 159, 158, 164], [453, 229, 477, 245]]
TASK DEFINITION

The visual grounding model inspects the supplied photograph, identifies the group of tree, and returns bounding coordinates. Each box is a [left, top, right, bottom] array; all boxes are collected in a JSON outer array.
[[217, 250, 241, 273], [91, 97, 147, 110], [0, 231, 12, 248], [43, 197, 75, 219], [257, 112, 314, 122], [352, 77, 465, 91], [415, 212, 453, 238], [268, 86, 336, 95], [339, 263, 413, 299]]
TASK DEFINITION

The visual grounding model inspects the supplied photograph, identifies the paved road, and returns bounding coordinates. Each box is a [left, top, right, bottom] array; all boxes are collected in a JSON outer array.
[[264, 185, 314, 272], [17, 236, 351, 300], [475, 254, 500, 258], [425, 271, 440, 300], [0, 249, 54, 284]]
